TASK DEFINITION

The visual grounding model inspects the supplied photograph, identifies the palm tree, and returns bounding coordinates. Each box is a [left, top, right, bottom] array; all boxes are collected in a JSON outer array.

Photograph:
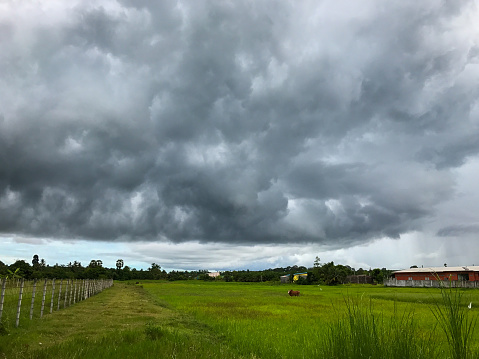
[[116, 259, 124, 270]]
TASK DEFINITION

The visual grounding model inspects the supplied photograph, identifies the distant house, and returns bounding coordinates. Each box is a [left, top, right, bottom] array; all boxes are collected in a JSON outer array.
[[293, 272, 308, 282], [281, 272, 308, 283], [384, 266, 479, 288], [208, 272, 221, 278]]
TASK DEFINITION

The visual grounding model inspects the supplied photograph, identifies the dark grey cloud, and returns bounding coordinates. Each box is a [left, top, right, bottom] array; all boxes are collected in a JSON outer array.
[[1, 0, 478, 247], [437, 224, 479, 238]]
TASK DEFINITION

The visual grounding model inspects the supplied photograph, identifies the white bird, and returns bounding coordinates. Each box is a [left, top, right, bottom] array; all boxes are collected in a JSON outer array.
[[468, 302, 472, 309]]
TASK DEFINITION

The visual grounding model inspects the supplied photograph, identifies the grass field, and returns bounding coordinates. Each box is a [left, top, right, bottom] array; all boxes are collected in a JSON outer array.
[[2, 281, 479, 358]]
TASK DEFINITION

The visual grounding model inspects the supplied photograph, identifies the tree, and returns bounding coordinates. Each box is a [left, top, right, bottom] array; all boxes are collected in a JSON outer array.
[[313, 261, 349, 285], [148, 263, 162, 280], [371, 268, 383, 283], [116, 259, 124, 270], [122, 266, 132, 280], [32, 254, 39, 267], [0, 261, 7, 278], [9, 260, 32, 279], [89, 260, 103, 268]]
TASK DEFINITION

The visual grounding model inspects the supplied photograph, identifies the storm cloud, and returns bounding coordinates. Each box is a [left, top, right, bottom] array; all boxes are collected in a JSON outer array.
[[1, 0, 479, 249]]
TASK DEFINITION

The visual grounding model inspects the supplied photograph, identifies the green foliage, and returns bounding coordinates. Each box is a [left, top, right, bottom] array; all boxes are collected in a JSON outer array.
[[323, 297, 435, 359], [295, 272, 313, 285], [2, 267, 23, 279], [115, 259, 124, 270], [148, 263, 166, 280], [32, 254, 39, 267], [144, 322, 167, 340], [313, 261, 351, 285], [430, 282, 478, 359], [89, 260, 103, 268], [0, 322, 8, 336], [5, 255, 361, 283], [197, 273, 216, 281], [9, 261, 31, 279]]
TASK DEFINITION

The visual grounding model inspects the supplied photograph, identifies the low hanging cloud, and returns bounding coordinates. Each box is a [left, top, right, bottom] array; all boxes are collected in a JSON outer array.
[[1, 1, 479, 247]]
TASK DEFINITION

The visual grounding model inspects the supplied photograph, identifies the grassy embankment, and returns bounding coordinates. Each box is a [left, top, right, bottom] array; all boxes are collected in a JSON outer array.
[[2, 281, 479, 358]]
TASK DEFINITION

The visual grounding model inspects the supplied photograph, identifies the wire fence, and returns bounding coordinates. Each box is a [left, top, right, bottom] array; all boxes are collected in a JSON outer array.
[[0, 278, 113, 330]]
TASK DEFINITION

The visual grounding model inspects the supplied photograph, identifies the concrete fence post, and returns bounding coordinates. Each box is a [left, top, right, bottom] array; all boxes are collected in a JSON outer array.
[[30, 279, 37, 320], [74, 280, 78, 304], [57, 279, 63, 310], [15, 279, 25, 327], [0, 278, 6, 322], [64, 280, 69, 308], [50, 279, 55, 313], [40, 279, 47, 318]]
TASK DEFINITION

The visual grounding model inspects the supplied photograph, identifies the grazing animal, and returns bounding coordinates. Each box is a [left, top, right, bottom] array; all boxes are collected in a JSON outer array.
[[288, 290, 300, 296]]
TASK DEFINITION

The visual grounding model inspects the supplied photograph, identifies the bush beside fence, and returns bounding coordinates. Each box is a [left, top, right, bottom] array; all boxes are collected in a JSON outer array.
[[0, 278, 113, 330]]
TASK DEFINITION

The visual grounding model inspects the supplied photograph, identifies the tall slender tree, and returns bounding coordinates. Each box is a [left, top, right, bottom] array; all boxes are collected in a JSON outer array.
[[116, 259, 124, 270]]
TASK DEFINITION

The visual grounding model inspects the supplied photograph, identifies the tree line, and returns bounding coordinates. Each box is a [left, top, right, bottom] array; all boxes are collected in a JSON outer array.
[[0, 257, 167, 281], [0, 255, 392, 284]]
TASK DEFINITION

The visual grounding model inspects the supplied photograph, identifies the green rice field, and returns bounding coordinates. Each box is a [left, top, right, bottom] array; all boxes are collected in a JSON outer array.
[[1, 281, 479, 358]]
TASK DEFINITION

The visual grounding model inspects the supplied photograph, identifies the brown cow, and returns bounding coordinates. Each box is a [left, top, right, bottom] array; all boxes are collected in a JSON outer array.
[[288, 290, 300, 296]]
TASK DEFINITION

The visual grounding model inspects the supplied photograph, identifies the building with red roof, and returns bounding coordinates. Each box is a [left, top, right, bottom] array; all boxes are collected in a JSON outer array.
[[384, 266, 479, 288]]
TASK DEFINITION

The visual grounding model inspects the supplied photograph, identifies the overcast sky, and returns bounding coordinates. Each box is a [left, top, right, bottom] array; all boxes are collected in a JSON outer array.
[[1, 0, 479, 272]]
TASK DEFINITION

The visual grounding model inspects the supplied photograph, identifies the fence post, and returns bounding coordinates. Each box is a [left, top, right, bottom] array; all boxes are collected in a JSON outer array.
[[80, 279, 84, 301], [30, 279, 37, 320], [69, 280, 73, 306], [64, 280, 69, 308], [0, 278, 6, 322], [40, 279, 47, 318], [73, 280, 77, 304], [15, 279, 25, 327], [50, 279, 55, 313], [57, 279, 63, 310]]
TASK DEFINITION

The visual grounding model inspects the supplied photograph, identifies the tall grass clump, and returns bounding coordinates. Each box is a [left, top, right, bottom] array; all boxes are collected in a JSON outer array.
[[322, 296, 435, 359], [430, 280, 478, 359]]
